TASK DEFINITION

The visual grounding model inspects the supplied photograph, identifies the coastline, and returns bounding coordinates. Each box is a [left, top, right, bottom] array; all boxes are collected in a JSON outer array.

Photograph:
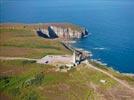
[[1, 23, 134, 99], [66, 39, 134, 76], [1, 0, 134, 98], [1, 22, 133, 75]]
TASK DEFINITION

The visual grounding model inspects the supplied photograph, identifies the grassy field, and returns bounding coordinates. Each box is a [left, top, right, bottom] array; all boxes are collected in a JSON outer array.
[[0, 60, 117, 100], [0, 27, 72, 58], [1, 60, 134, 100], [89, 60, 134, 87], [0, 24, 134, 100]]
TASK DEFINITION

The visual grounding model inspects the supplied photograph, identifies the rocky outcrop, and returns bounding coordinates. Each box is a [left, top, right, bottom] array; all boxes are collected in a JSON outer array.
[[0, 23, 89, 39], [36, 23, 88, 39]]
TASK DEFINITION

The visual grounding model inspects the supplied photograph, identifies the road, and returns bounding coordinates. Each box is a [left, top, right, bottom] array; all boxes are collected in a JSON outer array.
[[0, 57, 38, 61]]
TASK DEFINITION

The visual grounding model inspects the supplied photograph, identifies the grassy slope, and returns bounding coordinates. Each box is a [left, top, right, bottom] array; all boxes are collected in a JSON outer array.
[[0, 25, 134, 100], [0, 28, 72, 58], [0, 60, 116, 100], [0, 23, 84, 32], [0, 60, 134, 100], [89, 61, 134, 87]]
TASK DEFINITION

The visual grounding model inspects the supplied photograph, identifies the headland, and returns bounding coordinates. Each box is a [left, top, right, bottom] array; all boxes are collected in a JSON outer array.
[[0, 23, 134, 100]]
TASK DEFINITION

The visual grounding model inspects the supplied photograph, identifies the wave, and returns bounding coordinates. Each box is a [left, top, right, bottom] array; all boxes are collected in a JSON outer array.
[[93, 47, 106, 50], [83, 32, 92, 38], [91, 59, 107, 66], [63, 40, 77, 44]]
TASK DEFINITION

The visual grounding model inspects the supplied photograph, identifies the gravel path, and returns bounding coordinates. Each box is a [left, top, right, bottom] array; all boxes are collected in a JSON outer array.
[[86, 62, 134, 92], [0, 57, 38, 61]]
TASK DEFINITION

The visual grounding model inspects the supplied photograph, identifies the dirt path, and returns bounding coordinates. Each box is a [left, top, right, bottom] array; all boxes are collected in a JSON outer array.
[[0, 57, 38, 61], [86, 62, 134, 92]]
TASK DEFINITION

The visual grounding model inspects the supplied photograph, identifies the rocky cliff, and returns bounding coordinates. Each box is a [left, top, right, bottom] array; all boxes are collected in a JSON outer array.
[[0, 23, 89, 39], [36, 23, 88, 39]]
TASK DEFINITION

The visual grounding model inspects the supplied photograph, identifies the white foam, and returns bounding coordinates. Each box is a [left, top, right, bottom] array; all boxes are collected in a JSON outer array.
[[75, 48, 84, 51], [91, 59, 107, 66], [93, 47, 106, 50], [85, 32, 92, 37]]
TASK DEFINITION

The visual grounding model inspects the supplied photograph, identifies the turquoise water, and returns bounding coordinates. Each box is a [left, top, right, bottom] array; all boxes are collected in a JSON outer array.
[[1, 0, 134, 73]]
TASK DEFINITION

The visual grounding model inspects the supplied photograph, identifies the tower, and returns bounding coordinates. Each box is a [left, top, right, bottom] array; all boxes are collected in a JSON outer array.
[[73, 50, 76, 64]]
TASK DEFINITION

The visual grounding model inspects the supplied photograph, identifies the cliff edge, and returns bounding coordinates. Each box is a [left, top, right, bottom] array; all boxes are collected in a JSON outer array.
[[0, 23, 89, 39], [36, 23, 89, 39]]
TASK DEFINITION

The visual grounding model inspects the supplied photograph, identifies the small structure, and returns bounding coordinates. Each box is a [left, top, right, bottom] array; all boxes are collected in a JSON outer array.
[[100, 79, 106, 84], [73, 50, 76, 64], [37, 55, 75, 65], [37, 50, 89, 72], [37, 51, 79, 65], [37, 54, 77, 72]]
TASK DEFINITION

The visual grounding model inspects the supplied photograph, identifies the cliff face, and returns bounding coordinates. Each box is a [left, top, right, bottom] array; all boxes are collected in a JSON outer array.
[[0, 23, 89, 39], [37, 23, 88, 39]]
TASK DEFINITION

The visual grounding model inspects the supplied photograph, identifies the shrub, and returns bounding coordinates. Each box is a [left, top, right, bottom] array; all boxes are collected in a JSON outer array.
[[21, 91, 38, 100], [11, 87, 21, 96], [0, 76, 10, 84], [23, 72, 44, 87], [22, 60, 36, 65], [32, 72, 44, 85]]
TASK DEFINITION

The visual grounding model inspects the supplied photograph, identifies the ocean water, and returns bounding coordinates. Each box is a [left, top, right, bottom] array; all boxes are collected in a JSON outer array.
[[0, 0, 134, 73]]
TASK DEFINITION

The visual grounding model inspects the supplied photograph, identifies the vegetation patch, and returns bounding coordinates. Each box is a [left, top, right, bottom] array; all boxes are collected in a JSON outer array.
[[0, 27, 72, 58], [0, 25, 134, 99]]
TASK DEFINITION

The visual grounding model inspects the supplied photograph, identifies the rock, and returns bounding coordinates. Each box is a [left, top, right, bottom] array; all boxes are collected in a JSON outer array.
[[100, 79, 106, 83], [36, 23, 88, 39]]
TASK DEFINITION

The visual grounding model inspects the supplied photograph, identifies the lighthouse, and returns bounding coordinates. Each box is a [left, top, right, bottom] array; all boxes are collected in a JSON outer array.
[[73, 50, 76, 64]]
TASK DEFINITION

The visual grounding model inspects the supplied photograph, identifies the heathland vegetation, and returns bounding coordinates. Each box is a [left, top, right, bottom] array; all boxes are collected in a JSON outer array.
[[0, 24, 134, 100], [0, 25, 72, 58]]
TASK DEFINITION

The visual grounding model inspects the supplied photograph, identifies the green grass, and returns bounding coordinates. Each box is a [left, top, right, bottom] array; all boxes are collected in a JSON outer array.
[[0, 25, 133, 99], [0, 60, 50, 100], [0, 28, 72, 58], [1, 60, 134, 100], [89, 60, 134, 86], [0, 60, 119, 100]]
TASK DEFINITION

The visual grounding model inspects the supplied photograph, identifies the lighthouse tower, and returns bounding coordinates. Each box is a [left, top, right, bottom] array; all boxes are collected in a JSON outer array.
[[73, 50, 76, 64]]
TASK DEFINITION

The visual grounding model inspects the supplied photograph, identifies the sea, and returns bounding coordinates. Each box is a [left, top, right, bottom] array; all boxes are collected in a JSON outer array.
[[0, 0, 134, 73]]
